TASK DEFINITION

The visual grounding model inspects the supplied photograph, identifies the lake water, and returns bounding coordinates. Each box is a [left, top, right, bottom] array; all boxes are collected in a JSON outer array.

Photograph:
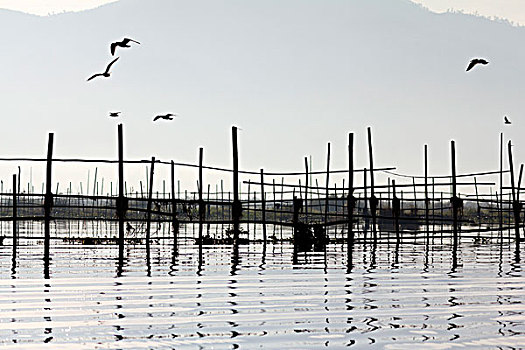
[[1, 236, 525, 349]]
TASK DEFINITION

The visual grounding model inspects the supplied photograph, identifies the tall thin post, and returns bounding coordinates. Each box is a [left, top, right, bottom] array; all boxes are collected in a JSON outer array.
[[424, 145, 429, 238], [451, 140, 458, 244], [324, 143, 331, 227], [145, 157, 155, 254], [117, 124, 126, 259], [12, 174, 17, 263], [392, 179, 400, 240], [44, 133, 54, 262], [198, 148, 204, 263], [474, 177, 481, 231], [518, 164, 524, 199], [500, 132, 504, 231], [260, 169, 267, 244], [412, 177, 417, 216], [367, 127, 377, 240], [347, 133, 355, 255], [171, 161, 178, 249], [232, 126, 240, 244], [363, 168, 368, 239], [508, 141, 521, 242], [304, 157, 309, 221]]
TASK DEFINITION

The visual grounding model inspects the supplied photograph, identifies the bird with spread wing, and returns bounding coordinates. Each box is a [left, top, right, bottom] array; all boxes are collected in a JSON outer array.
[[87, 57, 120, 81]]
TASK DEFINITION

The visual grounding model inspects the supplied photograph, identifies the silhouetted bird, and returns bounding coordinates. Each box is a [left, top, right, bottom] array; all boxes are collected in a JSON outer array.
[[466, 58, 489, 72], [153, 113, 176, 121], [504, 116, 512, 124], [111, 38, 141, 56], [109, 112, 121, 117], [87, 57, 120, 81]]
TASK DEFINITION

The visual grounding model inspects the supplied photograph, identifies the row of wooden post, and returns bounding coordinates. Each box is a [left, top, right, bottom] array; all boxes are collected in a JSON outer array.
[[9, 124, 523, 268]]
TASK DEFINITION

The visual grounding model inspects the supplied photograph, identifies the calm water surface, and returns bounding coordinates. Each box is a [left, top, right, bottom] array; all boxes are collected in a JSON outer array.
[[1, 238, 525, 349]]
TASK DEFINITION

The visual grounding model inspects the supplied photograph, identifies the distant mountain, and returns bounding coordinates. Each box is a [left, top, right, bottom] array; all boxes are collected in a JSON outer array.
[[0, 0, 524, 189]]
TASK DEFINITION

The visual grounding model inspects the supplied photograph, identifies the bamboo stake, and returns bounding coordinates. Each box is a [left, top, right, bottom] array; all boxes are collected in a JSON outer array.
[[347, 133, 355, 254], [12, 174, 17, 264], [44, 133, 54, 262], [145, 157, 155, 255], [232, 127, 240, 245], [368, 127, 377, 240], [260, 169, 267, 244]]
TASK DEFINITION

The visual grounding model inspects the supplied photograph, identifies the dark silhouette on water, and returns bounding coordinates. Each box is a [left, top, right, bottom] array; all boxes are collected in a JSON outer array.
[[504, 116, 512, 125], [87, 57, 120, 81], [109, 112, 121, 118], [153, 113, 176, 121], [111, 38, 141, 56], [466, 58, 488, 72]]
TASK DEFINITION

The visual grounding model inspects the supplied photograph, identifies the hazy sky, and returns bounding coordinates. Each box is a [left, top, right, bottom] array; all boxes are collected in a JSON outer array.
[[1, 0, 525, 24], [1, 0, 525, 195]]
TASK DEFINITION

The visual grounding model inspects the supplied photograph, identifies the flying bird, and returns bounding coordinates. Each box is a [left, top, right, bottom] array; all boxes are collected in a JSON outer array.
[[87, 57, 120, 81], [466, 58, 489, 72], [111, 38, 141, 56], [153, 113, 176, 121], [109, 112, 121, 117], [504, 116, 512, 125]]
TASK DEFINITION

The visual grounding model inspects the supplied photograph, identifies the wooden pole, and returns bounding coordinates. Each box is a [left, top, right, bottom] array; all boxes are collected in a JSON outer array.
[[347, 133, 355, 254], [304, 157, 309, 222], [260, 169, 267, 244], [145, 157, 155, 254], [392, 179, 400, 240], [451, 140, 458, 244], [12, 174, 17, 262], [171, 161, 178, 249], [474, 177, 481, 231], [44, 133, 54, 262], [424, 145, 429, 238], [518, 164, 524, 199], [508, 141, 521, 242], [500, 132, 504, 231], [411, 177, 417, 218], [198, 148, 204, 262], [363, 168, 368, 239], [232, 126, 240, 244], [117, 124, 126, 259], [367, 127, 377, 240], [324, 143, 331, 228]]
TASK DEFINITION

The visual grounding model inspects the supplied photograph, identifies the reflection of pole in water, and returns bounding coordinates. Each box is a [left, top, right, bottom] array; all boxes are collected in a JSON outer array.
[[43, 283, 53, 343], [451, 240, 458, 272]]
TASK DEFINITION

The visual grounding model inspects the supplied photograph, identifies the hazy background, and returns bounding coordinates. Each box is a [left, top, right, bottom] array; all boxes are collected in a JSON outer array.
[[1, 0, 524, 194]]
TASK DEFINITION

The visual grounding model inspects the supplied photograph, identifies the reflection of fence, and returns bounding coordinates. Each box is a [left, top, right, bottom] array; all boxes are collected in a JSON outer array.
[[1, 125, 523, 253]]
